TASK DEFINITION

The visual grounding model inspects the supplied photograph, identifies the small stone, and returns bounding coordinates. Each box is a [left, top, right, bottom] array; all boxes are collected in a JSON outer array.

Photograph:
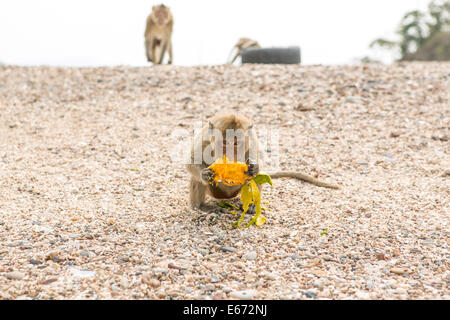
[[8, 240, 26, 247], [313, 279, 324, 288], [149, 279, 160, 288], [220, 246, 236, 253], [120, 277, 129, 289], [79, 250, 90, 257], [40, 278, 58, 285], [153, 268, 169, 275], [46, 251, 61, 263], [229, 289, 257, 300], [111, 284, 119, 291], [210, 275, 219, 283], [262, 272, 277, 280], [134, 223, 145, 233], [376, 252, 386, 261], [356, 291, 370, 299], [48, 261, 60, 272], [205, 284, 215, 291], [29, 259, 42, 265], [345, 96, 357, 103], [390, 268, 406, 275], [302, 290, 317, 298], [242, 251, 257, 261], [5, 271, 25, 280], [70, 268, 96, 278]]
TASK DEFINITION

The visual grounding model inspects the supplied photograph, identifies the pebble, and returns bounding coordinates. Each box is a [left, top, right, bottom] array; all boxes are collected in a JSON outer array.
[[149, 279, 160, 288], [229, 289, 257, 300], [313, 279, 324, 288], [220, 246, 236, 253], [302, 290, 317, 298], [242, 251, 257, 261], [5, 271, 25, 280], [210, 275, 219, 283], [79, 250, 90, 257], [376, 253, 387, 261], [120, 277, 129, 289], [153, 268, 169, 275], [261, 272, 277, 280], [366, 282, 375, 290], [40, 278, 58, 285], [391, 268, 406, 275], [29, 259, 42, 265], [205, 284, 215, 291], [134, 223, 145, 234], [70, 268, 96, 278]]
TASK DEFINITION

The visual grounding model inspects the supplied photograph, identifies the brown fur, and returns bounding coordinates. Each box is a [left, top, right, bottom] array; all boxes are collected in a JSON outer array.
[[144, 4, 174, 65], [228, 38, 260, 64], [186, 112, 340, 209]]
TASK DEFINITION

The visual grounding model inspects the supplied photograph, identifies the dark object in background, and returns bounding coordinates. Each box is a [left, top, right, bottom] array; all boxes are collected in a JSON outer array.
[[241, 47, 301, 64]]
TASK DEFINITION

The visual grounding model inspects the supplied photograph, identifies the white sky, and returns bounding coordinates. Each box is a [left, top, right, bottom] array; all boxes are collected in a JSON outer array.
[[0, 0, 429, 66]]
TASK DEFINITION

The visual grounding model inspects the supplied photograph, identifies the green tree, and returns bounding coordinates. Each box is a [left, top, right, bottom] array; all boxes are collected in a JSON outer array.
[[370, 0, 450, 60]]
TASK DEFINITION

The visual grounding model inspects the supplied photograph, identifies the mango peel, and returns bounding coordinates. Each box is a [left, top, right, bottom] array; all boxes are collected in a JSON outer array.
[[209, 156, 273, 228]]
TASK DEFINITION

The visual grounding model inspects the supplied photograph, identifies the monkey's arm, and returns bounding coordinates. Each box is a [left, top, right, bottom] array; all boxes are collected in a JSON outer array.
[[228, 46, 241, 64], [186, 163, 213, 183], [144, 15, 153, 36], [269, 171, 340, 189]]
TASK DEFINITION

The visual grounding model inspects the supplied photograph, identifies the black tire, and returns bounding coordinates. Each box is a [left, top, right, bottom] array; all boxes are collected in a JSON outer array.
[[241, 47, 301, 64]]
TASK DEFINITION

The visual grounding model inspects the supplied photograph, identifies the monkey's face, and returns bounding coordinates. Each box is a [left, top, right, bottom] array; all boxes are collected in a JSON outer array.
[[221, 132, 250, 163], [223, 137, 238, 161], [154, 6, 169, 25]]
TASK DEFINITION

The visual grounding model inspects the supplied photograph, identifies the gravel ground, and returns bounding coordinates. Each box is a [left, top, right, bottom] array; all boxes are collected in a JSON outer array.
[[0, 63, 448, 300]]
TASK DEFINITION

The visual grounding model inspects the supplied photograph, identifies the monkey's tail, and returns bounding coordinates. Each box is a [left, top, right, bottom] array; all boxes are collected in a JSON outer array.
[[269, 171, 340, 189]]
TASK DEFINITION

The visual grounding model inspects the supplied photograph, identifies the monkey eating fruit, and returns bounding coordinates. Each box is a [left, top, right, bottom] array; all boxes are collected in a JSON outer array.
[[186, 112, 340, 210]]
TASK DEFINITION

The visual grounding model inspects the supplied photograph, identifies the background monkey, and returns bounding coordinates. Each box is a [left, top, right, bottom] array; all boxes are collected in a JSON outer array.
[[144, 4, 174, 65], [186, 112, 340, 209], [228, 38, 260, 64]]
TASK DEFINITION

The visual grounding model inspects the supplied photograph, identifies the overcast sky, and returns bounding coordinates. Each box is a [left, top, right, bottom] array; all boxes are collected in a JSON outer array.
[[0, 0, 429, 66]]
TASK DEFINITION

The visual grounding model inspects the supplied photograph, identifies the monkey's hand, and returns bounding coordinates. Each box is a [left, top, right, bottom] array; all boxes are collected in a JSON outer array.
[[201, 168, 215, 184], [245, 161, 259, 177]]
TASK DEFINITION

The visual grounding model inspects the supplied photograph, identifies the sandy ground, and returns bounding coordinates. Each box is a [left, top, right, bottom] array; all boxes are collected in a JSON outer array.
[[0, 63, 448, 300]]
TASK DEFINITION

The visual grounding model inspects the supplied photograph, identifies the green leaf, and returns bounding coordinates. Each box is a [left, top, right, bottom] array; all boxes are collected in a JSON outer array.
[[245, 180, 263, 228], [217, 201, 240, 210], [255, 216, 267, 226], [253, 173, 273, 186], [320, 228, 328, 236]]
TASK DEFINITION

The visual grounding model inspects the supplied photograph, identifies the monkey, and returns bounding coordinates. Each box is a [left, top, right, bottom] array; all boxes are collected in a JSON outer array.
[[227, 38, 260, 64], [144, 4, 173, 65], [186, 112, 340, 210]]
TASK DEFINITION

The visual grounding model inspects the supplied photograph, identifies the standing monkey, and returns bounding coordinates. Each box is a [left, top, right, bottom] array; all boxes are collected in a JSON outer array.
[[144, 4, 173, 65], [227, 38, 260, 64], [186, 112, 340, 209]]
